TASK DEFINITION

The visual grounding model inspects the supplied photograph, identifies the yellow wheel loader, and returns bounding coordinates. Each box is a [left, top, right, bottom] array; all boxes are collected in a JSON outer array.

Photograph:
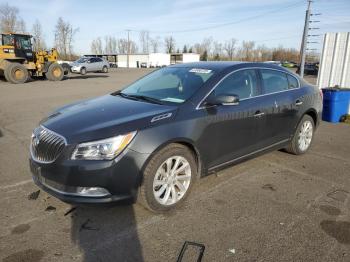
[[0, 33, 67, 84]]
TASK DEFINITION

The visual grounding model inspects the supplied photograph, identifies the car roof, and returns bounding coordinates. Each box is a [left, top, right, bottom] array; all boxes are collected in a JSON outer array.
[[170, 61, 292, 73]]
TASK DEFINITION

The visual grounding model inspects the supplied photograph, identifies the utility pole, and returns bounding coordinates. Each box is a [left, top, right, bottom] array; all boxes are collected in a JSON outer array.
[[299, 0, 312, 78], [126, 29, 131, 68]]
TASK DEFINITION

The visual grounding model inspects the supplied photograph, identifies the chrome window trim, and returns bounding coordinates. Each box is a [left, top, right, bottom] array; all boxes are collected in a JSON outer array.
[[196, 67, 301, 110], [208, 138, 289, 171], [30, 125, 67, 164]]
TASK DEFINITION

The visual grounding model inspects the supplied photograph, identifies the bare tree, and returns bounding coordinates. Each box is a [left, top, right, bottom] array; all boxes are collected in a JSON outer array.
[[255, 45, 272, 61], [150, 36, 160, 53], [31, 20, 46, 51], [224, 38, 237, 60], [212, 41, 223, 60], [139, 30, 150, 53], [129, 40, 138, 54], [201, 37, 213, 55], [241, 41, 255, 61], [0, 3, 26, 33], [91, 37, 103, 54], [118, 38, 137, 54], [118, 39, 128, 54], [164, 36, 176, 53], [193, 43, 204, 56], [104, 36, 117, 54], [54, 17, 79, 60]]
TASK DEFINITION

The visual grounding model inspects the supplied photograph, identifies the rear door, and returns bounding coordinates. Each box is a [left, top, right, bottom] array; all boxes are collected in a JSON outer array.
[[95, 58, 104, 71], [198, 69, 265, 168], [258, 69, 302, 146]]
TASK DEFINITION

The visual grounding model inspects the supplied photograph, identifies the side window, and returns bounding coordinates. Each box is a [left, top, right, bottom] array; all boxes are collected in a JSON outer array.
[[261, 69, 289, 94], [287, 74, 299, 89], [96, 58, 102, 62], [214, 69, 259, 100]]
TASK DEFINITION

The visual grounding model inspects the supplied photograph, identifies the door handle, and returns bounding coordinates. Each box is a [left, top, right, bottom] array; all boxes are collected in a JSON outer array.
[[295, 100, 303, 106], [254, 111, 265, 117]]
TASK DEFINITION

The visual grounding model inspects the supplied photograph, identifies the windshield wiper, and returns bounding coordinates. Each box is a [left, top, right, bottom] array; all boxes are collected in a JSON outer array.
[[119, 93, 164, 105]]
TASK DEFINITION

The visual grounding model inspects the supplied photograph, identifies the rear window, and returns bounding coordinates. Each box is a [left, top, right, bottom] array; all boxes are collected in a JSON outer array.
[[287, 74, 299, 89], [261, 69, 289, 94]]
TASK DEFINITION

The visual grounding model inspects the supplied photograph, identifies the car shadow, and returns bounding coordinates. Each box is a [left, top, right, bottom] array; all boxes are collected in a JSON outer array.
[[70, 203, 144, 262], [64, 75, 110, 81], [70, 156, 144, 262]]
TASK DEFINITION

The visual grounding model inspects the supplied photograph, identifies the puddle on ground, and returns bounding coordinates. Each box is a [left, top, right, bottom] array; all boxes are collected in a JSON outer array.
[[3, 249, 44, 262], [262, 184, 277, 191], [320, 220, 350, 244], [11, 224, 30, 235], [319, 205, 341, 216], [27, 190, 40, 200], [327, 189, 349, 203]]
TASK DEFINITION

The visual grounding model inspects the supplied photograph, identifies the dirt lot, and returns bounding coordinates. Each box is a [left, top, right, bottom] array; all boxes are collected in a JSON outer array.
[[0, 69, 349, 262]]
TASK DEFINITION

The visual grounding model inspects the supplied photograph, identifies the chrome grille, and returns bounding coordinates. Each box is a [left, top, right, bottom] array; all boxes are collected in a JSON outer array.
[[30, 126, 66, 163]]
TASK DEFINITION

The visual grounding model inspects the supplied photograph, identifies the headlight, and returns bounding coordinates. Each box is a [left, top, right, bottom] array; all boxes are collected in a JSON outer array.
[[71, 131, 136, 160]]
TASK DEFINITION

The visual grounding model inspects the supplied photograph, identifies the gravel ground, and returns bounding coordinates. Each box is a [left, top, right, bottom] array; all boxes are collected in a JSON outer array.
[[1, 68, 349, 262]]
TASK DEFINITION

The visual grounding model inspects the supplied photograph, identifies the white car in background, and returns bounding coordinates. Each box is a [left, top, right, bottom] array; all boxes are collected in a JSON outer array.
[[70, 57, 110, 75]]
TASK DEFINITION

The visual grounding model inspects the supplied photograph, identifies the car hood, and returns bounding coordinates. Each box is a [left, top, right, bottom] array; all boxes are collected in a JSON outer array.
[[71, 62, 83, 67], [41, 94, 177, 144]]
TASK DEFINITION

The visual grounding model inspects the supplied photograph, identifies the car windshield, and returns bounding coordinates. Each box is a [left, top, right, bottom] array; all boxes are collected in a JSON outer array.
[[121, 67, 215, 104], [76, 57, 89, 63]]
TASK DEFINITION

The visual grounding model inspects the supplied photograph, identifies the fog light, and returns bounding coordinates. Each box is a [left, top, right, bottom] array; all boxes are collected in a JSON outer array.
[[76, 187, 110, 197]]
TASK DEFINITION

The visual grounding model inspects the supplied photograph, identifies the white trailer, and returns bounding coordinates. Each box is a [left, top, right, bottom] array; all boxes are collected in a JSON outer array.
[[149, 53, 171, 67], [182, 53, 200, 63], [117, 54, 149, 68]]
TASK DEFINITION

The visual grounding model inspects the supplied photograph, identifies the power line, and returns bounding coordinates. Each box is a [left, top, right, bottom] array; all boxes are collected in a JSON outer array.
[[128, 0, 305, 34]]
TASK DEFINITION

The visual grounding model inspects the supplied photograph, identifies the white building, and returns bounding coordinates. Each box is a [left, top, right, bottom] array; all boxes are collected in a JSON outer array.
[[117, 54, 149, 68], [116, 53, 200, 68]]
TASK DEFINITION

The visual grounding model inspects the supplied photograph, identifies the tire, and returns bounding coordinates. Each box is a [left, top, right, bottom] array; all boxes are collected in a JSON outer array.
[[46, 63, 64, 81], [61, 63, 71, 75], [285, 115, 315, 155], [138, 144, 197, 212], [80, 67, 87, 75], [4, 63, 28, 84], [102, 66, 108, 73]]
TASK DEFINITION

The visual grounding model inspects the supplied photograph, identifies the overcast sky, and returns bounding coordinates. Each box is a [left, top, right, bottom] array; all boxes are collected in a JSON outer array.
[[4, 0, 350, 54]]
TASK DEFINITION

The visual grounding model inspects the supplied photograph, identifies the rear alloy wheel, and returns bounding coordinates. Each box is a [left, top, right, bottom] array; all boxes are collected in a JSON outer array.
[[286, 115, 314, 155], [138, 144, 197, 212], [102, 66, 108, 73], [4, 63, 28, 84], [46, 63, 64, 81]]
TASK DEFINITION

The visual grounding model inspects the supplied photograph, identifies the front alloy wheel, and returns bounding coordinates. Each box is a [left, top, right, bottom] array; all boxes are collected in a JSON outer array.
[[138, 144, 196, 212], [153, 156, 191, 206]]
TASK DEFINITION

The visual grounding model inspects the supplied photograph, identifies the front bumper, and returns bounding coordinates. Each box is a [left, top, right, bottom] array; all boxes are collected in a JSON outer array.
[[70, 67, 81, 73], [29, 149, 150, 204]]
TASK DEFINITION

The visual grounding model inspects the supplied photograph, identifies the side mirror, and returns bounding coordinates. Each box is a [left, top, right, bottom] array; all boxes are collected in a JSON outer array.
[[205, 94, 239, 106]]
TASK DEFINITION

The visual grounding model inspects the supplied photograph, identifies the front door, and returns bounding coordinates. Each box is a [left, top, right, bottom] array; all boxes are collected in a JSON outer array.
[[197, 69, 265, 168]]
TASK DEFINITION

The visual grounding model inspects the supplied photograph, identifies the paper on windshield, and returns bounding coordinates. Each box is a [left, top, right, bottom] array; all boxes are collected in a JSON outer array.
[[189, 68, 212, 74]]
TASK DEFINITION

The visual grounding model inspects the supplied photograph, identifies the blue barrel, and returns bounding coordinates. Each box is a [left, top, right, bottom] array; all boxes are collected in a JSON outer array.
[[322, 88, 350, 123]]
